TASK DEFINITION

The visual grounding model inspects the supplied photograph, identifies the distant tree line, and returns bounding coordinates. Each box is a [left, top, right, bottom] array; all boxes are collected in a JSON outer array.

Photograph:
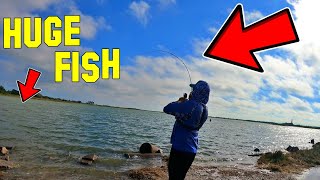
[[0, 85, 94, 105], [0, 85, 19, 95]]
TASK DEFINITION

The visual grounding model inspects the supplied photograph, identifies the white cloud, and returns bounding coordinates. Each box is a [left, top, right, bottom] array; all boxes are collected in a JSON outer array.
[[0, 0, 59, 17], [192, 38, 211, 55], [286, 95, 313, 112], [187, 1, 320, 125], [261, 55, 314, 97], [69, 6, 111, 39], [0, 0, 105, 90], [0, 1, 110, 42], [189, 56, 263, 99], [313, 103, 320, 109], [158, 0, 176, 8], [129, 1, 150, 26], [269, 91, 281, 99], [0, 1, 109, 71], [244, 10, 264, 25], [285, 0, 320, 72], [244, 10, 264, 24], [208, 27, 218, 34]]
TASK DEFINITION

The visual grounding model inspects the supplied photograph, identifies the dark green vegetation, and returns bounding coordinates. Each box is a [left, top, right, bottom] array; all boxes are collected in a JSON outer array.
[[0, 85, 93, 105], [258, 143, 320, 173], [0, 86, 19, 95]]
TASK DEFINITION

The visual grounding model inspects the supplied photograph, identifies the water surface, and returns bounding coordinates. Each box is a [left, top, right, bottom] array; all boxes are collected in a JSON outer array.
[[1, 95, 319, 178]]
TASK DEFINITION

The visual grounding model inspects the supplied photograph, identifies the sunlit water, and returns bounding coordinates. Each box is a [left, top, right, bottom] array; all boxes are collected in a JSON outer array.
[[1, 95, 320, 178]]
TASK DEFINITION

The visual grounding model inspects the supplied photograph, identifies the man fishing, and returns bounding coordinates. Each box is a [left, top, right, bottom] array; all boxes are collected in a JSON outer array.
[[163, 80, 210, 180]]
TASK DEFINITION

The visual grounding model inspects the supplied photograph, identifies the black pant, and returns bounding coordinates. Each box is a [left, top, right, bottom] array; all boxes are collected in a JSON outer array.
[[168, 148, 196, 180]]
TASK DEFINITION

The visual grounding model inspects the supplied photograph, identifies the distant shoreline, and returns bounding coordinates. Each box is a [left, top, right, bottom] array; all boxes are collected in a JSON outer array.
[[0, 93, 158, 113], [1, 89, 319, 130], [211, 116, 320, 130]]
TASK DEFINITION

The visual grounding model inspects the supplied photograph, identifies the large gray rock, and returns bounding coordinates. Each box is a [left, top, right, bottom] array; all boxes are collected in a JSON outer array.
[[286, 145, 299, 152], [139, 143, 162, 154], [82, 154, 98, 161], [79, 154, 98, 165], [0, 147, 8, 155]]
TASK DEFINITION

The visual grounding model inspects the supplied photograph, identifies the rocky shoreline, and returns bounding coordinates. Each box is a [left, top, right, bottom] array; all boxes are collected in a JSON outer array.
[[127, 165, 296, 180], [1, 143, 319, 179], [125, 143, 320, 180], [126, 146, 296, 180], [257, 142, 320, 174], [0, 163, 298, 180]]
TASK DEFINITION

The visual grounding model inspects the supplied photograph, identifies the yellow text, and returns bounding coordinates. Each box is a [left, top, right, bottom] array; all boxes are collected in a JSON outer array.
[[55, 49, 120, 83], [3, 16, 80, 49]]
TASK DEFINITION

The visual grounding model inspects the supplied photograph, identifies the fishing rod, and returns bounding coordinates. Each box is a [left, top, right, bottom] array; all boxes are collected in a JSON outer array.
[[152, 49, 193, 85]]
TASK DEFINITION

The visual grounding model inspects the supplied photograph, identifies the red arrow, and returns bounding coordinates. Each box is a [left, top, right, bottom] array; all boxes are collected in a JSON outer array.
[[17, 68, 42, 103], [203, 4, 299, 72]]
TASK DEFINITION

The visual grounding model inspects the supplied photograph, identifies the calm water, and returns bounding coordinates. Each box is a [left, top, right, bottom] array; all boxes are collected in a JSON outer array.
[[1, 95, 320, 179]]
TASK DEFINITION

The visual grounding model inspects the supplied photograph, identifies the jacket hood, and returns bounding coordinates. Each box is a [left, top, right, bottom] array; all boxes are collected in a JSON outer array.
[[190, 80, 210, 104]]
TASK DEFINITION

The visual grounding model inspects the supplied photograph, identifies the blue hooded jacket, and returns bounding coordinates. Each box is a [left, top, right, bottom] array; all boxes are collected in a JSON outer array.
[[163, 80, 210, 153]]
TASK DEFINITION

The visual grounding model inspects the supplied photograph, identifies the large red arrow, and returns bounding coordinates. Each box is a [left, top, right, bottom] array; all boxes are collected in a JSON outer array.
[[17, 68, 42, 103], [203, 4, 299, 72]]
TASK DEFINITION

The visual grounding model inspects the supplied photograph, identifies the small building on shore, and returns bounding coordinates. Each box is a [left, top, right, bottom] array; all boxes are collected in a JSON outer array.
[[86, 101, 94, 105]]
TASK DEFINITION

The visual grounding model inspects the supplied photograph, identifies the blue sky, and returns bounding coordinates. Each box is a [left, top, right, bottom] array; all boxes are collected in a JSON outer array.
[[31, 0, 293, 62], [0, 0, 320, 126]]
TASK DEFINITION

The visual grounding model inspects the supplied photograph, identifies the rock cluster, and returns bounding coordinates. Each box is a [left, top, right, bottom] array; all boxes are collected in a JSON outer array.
[[79, 154, 98, 165], [0, 146, 15, 170], [124, 143, 163, 159], [1, 147, 9, 156], [286, 145, 299, 152], [139, 143, 162, 154]]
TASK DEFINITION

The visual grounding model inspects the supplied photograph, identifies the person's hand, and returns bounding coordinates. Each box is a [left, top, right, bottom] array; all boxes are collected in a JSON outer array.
[[177, 93, 188, 102], [177, 97, 186, 102]]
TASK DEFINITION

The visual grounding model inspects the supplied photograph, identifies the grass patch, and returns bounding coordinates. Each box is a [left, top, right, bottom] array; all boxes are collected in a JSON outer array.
[[257, 143, 320, 173]]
